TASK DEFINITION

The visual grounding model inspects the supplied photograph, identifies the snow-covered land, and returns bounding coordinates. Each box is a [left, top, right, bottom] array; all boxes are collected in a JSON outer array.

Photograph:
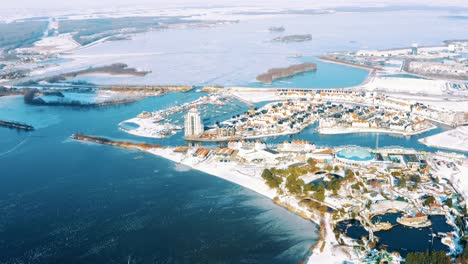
[[419, 126, 468, 152], [363, 77, 449, 95]]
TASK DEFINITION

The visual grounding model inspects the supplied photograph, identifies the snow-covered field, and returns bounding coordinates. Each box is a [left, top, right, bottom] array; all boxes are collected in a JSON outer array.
[[419, 126, 468, 152], [31, 34, 80, 54], [363, 77, 449, 95], [119, 117, 182, 139]]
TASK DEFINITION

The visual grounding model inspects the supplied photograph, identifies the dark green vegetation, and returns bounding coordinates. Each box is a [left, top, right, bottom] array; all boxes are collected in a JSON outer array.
[[424, 195, 436, 206], [405, 251, 450, 264], [456, 243, 468, 264], [261, 158, 354, 201], [261, 169, 282, 189], [0, 21, 48, 50], [58, 17, 200, 45]]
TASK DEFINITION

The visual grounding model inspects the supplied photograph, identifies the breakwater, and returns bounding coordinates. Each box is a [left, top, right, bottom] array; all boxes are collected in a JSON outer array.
[[71, 134, 162, 150], [0, 120, 34, 131], [318, 56, 378, 71]]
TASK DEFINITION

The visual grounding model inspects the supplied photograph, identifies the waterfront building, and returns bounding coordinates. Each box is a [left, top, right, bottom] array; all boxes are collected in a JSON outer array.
[[352, 120, 370, 128], [277, 140, 316, 153], [411, 44, 418, 55], [193, 147, 211, 158], [319, 118, 337, 128], [184, 107, 204, 137], [217, 125, 236, 137], [236, 148, 281, 165], [306, 148, 334, 163]]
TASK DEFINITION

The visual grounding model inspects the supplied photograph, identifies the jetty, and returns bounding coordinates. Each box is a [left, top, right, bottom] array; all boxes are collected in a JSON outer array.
[[71, 134, 162, 150], [318, 56, 380, 71], [0, 120, 34, 131]]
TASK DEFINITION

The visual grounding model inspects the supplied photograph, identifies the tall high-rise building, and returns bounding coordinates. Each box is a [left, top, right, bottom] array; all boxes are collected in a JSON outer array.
[[411, 43, 418, 55], [184, 107, 204, 137]]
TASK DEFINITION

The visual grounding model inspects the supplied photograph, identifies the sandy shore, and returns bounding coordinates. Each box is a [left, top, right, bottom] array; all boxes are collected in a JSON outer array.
[[146, 148, 277, 199]]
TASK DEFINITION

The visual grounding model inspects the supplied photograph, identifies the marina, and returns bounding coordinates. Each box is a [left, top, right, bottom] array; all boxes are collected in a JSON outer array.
[[0, 6, 467, 264]]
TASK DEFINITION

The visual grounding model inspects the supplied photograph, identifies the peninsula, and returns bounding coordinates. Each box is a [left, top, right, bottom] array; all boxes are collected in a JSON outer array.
[[73, 132, 468, 264]]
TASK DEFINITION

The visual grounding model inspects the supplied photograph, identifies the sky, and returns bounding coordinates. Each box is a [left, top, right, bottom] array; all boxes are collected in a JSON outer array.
[[2, 0, 468, 9]]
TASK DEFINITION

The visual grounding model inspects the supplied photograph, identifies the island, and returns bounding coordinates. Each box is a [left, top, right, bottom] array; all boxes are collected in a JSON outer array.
[[23, 89, 143, 107], [272, 34, 312, 42], [44, 63, 151, 83], [256, 62, 317, 83], [269, 26, 285, 32]]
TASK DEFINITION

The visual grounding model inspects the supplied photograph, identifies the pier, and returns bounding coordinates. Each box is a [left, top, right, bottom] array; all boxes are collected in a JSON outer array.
[[0, 120, 34, 131]]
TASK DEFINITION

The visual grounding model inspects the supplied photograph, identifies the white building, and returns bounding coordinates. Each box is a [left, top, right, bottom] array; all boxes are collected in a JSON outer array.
[[352, 120, 370, 128], [184, 107, 204, 137]]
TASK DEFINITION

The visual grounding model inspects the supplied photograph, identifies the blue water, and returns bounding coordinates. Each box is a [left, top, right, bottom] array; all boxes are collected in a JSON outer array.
[[0, 86, 463, 263], [371, 213, 401, 225], [336, 220, 368, 239], [0, 94, 318, 263], [383, 74, 426, 79], [263, 123, 462, 155], [120, 122, 140, 130], [38, 58, 73, 65], [337, 214, 455, 257], [246, 57, 369, 88]]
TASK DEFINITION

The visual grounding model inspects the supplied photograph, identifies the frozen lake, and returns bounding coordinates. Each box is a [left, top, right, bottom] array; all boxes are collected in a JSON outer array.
[[59, 10, 468, 86]]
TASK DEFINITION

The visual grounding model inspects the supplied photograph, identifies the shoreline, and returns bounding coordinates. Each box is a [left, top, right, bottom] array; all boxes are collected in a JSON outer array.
[[70, 134, 324, 262], [419, 140, 468, 153], [144, 148, 327, 263], [70, 134, 466, 263]]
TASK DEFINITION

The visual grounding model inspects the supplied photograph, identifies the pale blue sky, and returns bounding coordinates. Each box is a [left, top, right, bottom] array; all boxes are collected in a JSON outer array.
[[2, 0, 468, 9]]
